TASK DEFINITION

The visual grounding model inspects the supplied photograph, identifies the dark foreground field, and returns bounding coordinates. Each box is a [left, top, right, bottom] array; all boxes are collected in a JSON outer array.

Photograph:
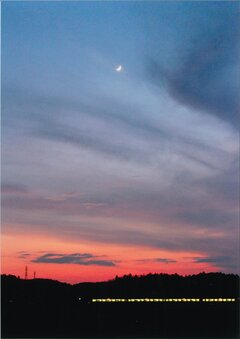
[[2, 273, 239, 338], [2, 301, 239, 338]]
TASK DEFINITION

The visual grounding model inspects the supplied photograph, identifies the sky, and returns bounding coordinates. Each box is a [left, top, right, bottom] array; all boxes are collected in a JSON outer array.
[[1, 1, 239, 284]]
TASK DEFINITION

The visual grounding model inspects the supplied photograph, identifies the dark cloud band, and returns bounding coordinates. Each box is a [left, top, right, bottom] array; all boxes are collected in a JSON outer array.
[[31, 253, 116, 267]]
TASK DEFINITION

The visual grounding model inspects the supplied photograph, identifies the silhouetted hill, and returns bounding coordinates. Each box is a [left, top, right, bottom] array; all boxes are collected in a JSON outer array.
[[1, 273, 239, 338], [73, 272, 240, 298], [2, 272, 239, 302]]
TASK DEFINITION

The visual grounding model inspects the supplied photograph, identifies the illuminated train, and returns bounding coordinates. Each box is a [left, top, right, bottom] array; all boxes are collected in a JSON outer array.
[[78, 297, 237, 303]]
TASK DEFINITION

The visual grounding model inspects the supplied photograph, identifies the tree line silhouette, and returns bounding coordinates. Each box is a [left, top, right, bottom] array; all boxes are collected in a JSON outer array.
[[1, 272, 239, 338], [3, 272, 239, 300]]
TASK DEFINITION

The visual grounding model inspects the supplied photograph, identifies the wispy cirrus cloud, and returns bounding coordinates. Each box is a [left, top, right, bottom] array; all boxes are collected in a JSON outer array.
[[3, 83, 237, 170], [2, 177, 238, 232]]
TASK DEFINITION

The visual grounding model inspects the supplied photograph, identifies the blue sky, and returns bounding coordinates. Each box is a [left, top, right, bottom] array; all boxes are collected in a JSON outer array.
[[2, 1, 239, 282]]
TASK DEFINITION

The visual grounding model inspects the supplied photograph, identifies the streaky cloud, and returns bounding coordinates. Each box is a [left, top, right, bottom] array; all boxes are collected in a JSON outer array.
[[1, 183, 29, 194], [146, 5, 239, 126], [137, 258, 177, 264], [191, 256, 239, 271], [31, 252, 116, 267]]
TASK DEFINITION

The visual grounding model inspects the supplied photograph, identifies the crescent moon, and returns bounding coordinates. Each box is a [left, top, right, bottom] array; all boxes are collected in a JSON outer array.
[[115, 65, 122, 72]]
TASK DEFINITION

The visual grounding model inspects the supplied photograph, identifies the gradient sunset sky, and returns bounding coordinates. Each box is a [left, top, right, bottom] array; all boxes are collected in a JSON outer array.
[[2, 1, 239, 284]]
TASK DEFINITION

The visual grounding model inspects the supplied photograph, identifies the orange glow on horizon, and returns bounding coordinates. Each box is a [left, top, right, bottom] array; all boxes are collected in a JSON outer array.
[[2, 231, 222, 284]]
